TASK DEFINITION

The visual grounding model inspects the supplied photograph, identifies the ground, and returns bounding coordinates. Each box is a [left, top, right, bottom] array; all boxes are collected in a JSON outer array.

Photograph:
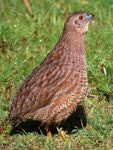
[[0, 0, 113, 149]]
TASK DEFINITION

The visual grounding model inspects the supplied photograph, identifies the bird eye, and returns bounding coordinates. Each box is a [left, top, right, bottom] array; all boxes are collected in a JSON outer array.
[[79, 16, 83, 20]]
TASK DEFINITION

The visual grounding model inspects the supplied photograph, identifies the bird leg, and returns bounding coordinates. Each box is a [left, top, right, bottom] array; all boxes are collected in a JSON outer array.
[[45, 126, 53, 137]]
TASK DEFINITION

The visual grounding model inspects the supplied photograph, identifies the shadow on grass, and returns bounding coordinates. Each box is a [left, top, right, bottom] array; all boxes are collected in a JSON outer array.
[[9, 104, 87, 136]]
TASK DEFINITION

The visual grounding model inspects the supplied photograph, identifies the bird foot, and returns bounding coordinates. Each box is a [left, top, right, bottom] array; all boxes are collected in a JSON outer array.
[[45, 126, 53, 137], [57, 127, 68, 140]]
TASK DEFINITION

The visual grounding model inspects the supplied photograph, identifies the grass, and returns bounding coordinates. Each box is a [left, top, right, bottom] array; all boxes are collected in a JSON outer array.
[[0, 0, 113, 149]]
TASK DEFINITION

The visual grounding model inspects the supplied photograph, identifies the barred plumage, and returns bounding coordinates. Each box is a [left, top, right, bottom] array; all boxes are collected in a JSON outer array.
[[8, 11, 94, 126]]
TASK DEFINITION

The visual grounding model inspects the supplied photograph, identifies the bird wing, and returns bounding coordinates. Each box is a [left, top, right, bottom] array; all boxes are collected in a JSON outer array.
[[9, 37, 79, 122], [9, 47, 76, 121]]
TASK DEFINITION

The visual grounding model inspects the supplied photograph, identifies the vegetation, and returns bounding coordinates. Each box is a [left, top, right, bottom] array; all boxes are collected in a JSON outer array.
[[0, 0, 113, 149]]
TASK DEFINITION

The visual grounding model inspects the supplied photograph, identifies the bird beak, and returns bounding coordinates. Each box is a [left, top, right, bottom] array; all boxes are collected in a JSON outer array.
[[87, 14, 94, 19]]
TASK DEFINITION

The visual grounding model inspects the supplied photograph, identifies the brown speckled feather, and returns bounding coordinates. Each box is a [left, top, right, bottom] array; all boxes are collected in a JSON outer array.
[[8, 11, 94, 125]]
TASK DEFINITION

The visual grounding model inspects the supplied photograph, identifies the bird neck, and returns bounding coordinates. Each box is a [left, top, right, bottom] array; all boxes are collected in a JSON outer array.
[[51, 31, 87, 70], [61, 31, 86, 55]]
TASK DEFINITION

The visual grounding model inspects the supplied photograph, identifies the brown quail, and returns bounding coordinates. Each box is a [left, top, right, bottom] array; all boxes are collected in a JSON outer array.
[[8, 11, 94, 127]]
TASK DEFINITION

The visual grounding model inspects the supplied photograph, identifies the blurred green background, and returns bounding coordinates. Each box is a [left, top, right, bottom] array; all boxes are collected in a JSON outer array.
[[0, 0, 113, 149]]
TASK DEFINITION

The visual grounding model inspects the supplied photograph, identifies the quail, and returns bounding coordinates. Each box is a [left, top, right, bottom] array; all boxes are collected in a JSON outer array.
[[8, 11, 94, 128]]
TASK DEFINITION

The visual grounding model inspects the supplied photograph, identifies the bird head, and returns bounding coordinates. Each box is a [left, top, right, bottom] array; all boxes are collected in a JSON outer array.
[[64, 11, 94, 35]]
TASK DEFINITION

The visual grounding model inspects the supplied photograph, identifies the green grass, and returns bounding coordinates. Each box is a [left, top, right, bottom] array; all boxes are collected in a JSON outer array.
[[0, 0, 113, 149]]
